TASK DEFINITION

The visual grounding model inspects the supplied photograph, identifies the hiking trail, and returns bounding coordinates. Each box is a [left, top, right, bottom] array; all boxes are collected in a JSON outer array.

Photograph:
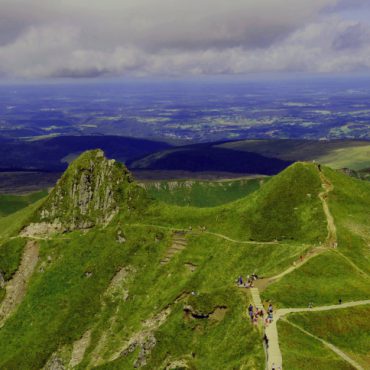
[[264, 299, 370, 370], [0, 240, 39, 328], [126, 223, 278, 245], [249, 168, 370, 369], [318, 170, 337, 248], [255, 167, 338, 291]]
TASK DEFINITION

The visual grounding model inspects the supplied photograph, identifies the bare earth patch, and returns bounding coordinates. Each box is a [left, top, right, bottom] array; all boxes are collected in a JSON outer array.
[[69, 330, 92, 368], [0, 240, 39, 327]]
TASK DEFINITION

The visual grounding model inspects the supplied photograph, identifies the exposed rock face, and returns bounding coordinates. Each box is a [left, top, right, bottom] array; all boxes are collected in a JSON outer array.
[[23, 150, 141, 235], [43, 353, 65, 370]]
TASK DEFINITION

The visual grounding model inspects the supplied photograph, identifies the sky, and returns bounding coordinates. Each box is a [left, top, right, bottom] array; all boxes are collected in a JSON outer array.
[[0, 0, 370, 79]]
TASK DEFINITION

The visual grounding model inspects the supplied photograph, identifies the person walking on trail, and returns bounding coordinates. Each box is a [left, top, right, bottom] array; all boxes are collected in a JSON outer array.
[[237, 276, 243, 286], [268, 304, 273, 314], [248, 304, 253, 314], [268, 312, 273, 323], [339, 298, 342, 305], [263, 333, 269, 348]]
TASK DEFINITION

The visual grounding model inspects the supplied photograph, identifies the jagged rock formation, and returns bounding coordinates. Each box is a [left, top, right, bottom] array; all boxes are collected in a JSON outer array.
[[22, 150, 143, 235]]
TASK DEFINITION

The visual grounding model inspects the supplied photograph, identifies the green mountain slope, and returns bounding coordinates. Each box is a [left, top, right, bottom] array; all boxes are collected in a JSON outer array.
[[142, 177, 265, 207], [0, 191, 47, 218], [142, 162, 327, 243], [0, 151, 369, 369]]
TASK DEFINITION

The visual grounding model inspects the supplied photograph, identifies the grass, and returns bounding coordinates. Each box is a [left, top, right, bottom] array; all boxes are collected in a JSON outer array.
[[278, 320, 354, 370], [262, 165, 370, 308], [288, 306, 370, 368], [316, 146, 370, 170], [0, 198, 45, 243], [143, 177, 265, 207], [140, 162, 327, 243], [323, 166, 370, 275], [0, 190, 47, 217], [0, 238, 27, 281], [0, 156, 369, 369], [262, 251, 370, 308]]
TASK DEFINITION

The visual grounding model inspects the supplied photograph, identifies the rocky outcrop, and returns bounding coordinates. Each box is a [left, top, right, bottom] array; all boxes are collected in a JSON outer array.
[[43, 353, 65, 370], [22, 150, 142, 235]]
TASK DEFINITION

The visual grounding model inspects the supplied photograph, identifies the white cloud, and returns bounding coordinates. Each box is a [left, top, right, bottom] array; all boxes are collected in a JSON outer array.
[[0, 0, 369, 78]]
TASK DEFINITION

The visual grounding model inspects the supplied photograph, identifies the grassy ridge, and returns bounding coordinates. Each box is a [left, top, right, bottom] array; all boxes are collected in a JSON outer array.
[[262, 166, 370, 308], [143, 177, 265, 207], [142, 162, 327, 243], [0, 190, 47, 217], [0, 157, 368, 369], [219, 139, 370, 170]]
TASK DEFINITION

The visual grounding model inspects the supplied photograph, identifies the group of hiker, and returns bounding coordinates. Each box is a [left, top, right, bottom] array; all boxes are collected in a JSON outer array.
[[236, 273, 259, 288], [247, 302, 274, 326]]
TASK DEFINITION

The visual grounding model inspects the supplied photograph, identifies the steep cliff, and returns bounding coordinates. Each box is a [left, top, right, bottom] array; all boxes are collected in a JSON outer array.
[[22, 150, 143, 235]]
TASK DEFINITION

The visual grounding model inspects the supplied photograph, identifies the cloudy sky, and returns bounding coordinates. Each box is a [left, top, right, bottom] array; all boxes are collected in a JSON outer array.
[[1, 0, 370, 79]]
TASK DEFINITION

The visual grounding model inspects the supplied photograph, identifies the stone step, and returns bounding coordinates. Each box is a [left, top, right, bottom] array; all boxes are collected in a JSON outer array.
[[172, 239, 187, 245], [171, 244, 187, 250]]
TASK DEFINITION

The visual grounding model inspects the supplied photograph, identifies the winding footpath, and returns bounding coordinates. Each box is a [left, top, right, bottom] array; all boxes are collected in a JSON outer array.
[[249, 169, 370, 370], [126, 223, 278, 245], [318, 171, 337, 247], [262, 299, 370, 370]]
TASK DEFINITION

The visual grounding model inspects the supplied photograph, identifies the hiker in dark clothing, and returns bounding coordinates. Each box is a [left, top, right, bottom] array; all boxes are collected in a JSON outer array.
[[237, 276, 243, 286], [268, 304, 273, 314], [339, 298, 342, 305], [263, 334, 269, 348], [248, 304, 254, 313]]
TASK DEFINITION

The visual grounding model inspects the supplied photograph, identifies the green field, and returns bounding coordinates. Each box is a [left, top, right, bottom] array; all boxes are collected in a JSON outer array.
[[278, 320, 354, 370], [0, 152, 369, 369], [0, 191, 47, 217], [142, 177, 265, 207], [286, 306, 370, 368]]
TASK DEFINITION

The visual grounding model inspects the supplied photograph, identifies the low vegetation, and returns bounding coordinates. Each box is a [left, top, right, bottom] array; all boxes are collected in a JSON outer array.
[[0, 151, 369, 369], [0, 190, 47, 217]]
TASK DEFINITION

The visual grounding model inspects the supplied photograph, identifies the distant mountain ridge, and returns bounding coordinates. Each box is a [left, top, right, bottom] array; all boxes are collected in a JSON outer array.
[[0, 135, 171, 171]]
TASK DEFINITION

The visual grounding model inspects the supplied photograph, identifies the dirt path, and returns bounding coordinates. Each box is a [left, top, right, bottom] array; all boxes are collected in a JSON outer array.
[[282, 319, 364, 370], [318, 171, 337, 248], [126, 223, 278, 245], [263, 295, 370, 370], [0, 240, 39, 327], [266, 300, 370, 369], [253, 170, 368, 369], [256, 169, 337, 292]]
